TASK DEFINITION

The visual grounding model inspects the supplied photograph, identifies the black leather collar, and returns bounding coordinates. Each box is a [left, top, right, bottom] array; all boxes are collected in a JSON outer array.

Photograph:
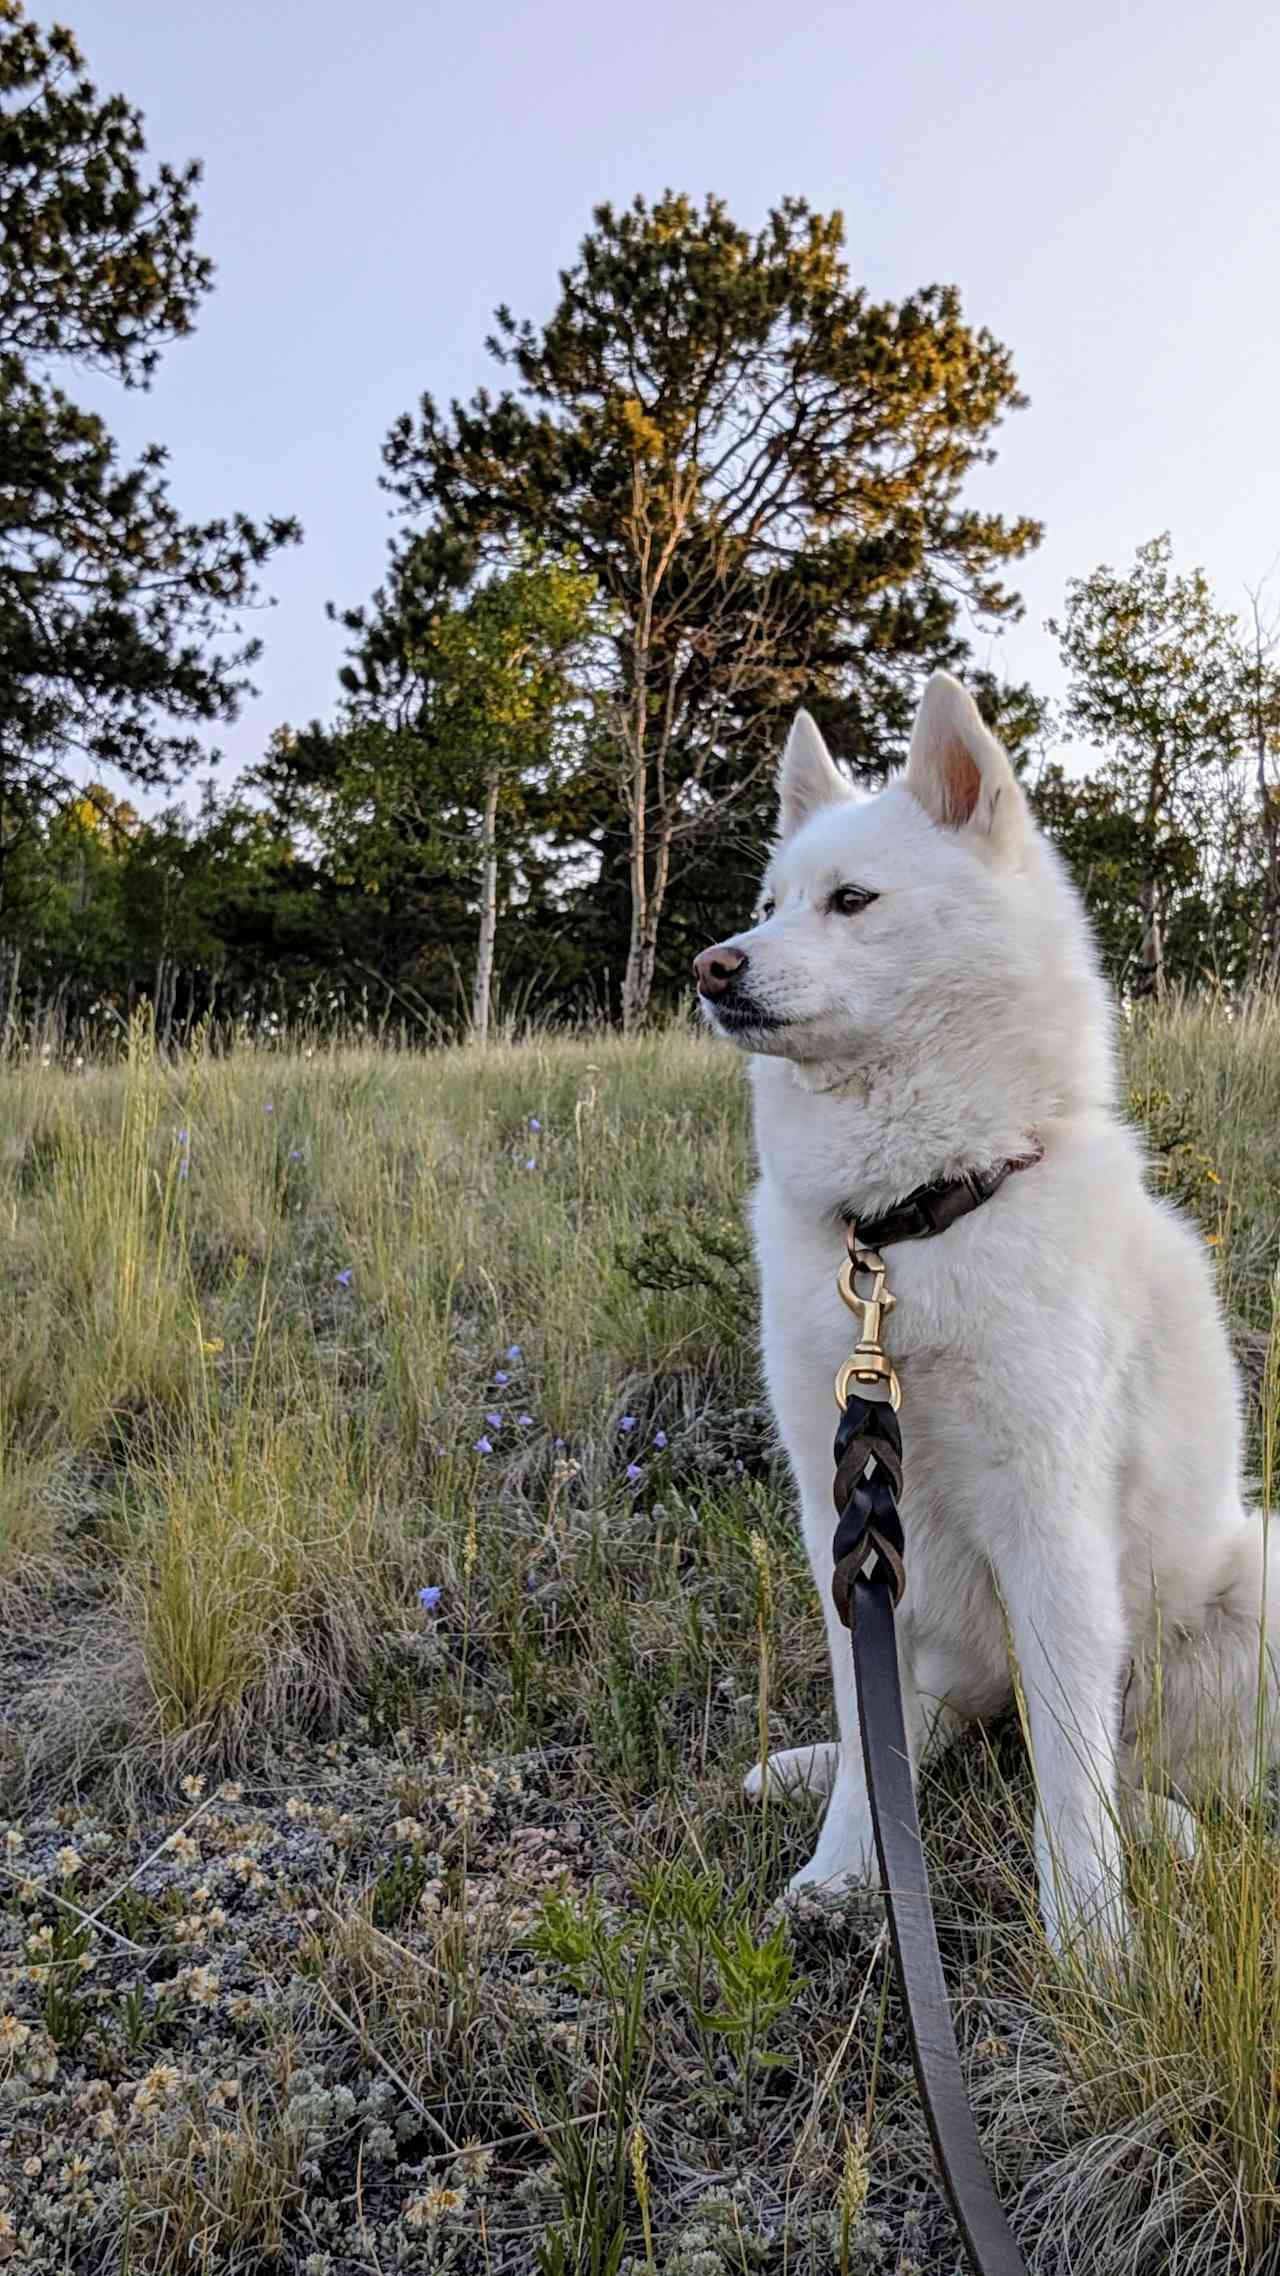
[[845, 1143, 1043, 1251]]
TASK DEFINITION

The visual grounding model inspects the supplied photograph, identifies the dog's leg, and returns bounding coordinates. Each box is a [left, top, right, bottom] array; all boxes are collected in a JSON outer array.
[[743, 1741, 839, 1800], [745, 1680, 965, 1802], [787, 1605, 934, 1892], [752, 1347, 885, 1888], [996, 1529, 1129, 1959], [786, 1456, 934, 1890], [759, 1458, 878, 1885]]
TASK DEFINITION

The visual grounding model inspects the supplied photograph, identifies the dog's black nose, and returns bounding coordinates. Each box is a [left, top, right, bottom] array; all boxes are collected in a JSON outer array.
[[693, 944, 747, 999]]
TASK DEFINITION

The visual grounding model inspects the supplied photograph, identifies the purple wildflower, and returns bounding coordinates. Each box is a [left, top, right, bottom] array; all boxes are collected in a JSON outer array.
[[506, 1344, 522, 1360], [529, 1116, 541, 1132], [493, 1370, 510, 1387], [619, 1415, 636, 1434], [625, 1462, 643, 1485], [336, 1268, 353, 1288], [474, 1435, 494, 1455], [553, 1437, 566, 1452], [484, 1411, 502, 1430], [289, 1148, 303, 1162], [264, 1101, 274, 1114], [653, 1430, 668, 1451], [177, 1129, 189, 1147], [525, 1157, 538, 1169], [517, 1412, 533, 1428], [418, 1585, 443, 1611]]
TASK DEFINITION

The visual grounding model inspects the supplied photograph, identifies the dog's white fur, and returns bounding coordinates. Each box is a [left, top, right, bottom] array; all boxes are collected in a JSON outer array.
[[702, 673, 1279, 1954]]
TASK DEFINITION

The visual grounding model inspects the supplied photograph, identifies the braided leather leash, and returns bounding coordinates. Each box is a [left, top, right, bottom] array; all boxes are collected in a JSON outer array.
[[832, 1215, 1028, 2276]]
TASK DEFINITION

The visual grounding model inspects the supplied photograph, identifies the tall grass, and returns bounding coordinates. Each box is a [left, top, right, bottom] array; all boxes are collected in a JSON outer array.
[[0, 1014, 762, 1768], [0, 997, 1277, 2273]]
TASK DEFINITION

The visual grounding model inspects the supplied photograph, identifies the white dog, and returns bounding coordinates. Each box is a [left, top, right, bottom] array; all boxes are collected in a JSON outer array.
[[695, 672, 1278, 1955]]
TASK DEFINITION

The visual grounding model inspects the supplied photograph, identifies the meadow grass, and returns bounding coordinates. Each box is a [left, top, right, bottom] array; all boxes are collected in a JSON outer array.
[[0, 1000, 1277, 2274]]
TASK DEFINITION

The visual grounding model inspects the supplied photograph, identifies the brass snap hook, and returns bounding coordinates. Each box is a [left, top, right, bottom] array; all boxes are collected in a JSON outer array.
[[834, 1241, 902, 1412]]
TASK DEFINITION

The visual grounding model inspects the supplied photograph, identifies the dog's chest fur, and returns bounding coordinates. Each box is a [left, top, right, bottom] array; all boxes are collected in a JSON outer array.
[[748, 1075, 1247, 1721]]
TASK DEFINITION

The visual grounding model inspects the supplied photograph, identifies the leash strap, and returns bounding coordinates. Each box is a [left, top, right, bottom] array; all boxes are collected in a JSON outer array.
[[832, 1262, 1027, 2275]]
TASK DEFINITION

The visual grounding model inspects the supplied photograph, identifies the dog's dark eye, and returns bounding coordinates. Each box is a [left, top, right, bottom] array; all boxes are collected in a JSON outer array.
[[829, 885, 877, 916], [759, 897, 776, 921]]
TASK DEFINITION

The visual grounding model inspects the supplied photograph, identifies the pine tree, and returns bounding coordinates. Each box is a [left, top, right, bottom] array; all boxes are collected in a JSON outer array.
[[375, 192, 1041, 1024], [0, 2, 298, 916]]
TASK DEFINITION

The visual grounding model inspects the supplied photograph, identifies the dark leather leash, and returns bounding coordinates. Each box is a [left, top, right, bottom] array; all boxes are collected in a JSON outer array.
[[830, 1152, 1041, 2276]]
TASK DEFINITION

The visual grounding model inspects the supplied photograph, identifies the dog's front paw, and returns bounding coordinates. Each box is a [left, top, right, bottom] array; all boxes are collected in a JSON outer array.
[[786, 1832, 877, 1897], [743, 1742, 839, 1802]]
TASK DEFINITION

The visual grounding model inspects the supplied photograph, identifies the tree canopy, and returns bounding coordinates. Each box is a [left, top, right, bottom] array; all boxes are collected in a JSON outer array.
[[0, 0, 298, 916], [1049, 536, 1257, 994], [369, 192, 1041, 1018], [2, 59, 1275, 1043]]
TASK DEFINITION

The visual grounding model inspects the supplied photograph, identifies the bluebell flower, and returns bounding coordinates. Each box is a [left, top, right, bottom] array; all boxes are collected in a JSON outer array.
[[517, 1412, 533, 1428], [264, 1101, 274, 1114], [619, 1415, 636, 1434], [493, 1370, 510, 1387], [525, 1158, 537, 1170], [625, 1462, 643, 1485], [529, 1116, 541, 1132], [177, 1129, 189, 1146], [484, 1410, 502, 1430], [506, 1344, 522, 1360], [474, 1435, 493, 1455], [418, 1585, 442, 1611], [289, 1148, 302, 1162], [553, 1437, 566, 1452], [653, 1430, 668, 1451], [336, 1268, 353, 1287]]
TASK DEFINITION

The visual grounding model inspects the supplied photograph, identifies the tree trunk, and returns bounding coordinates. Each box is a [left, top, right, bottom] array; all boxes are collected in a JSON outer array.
[[471, 764, 500, 1041], [1253, 730, 1280, 986], [622, 914, 660, 1032], [1138, 761, 1166, 998], [621, 768, 647, 1034], [154, 953, 178, 1047], [2, 941, 19, 1048], [1138, 869, 1165, 997], [621, 815, 674, 1032]]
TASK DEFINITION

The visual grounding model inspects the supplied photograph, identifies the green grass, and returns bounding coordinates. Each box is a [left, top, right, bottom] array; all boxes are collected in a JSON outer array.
[[0, 1000, 1277, 2273]]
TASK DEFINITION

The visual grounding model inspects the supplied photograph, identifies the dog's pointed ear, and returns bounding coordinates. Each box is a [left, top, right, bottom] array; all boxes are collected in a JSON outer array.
[[904, 673, 1026, 859], [778, 710, 853, 837]]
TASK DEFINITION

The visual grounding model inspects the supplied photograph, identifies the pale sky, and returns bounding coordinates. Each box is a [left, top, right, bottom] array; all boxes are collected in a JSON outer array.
[[75, 0, 1280, 797]]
